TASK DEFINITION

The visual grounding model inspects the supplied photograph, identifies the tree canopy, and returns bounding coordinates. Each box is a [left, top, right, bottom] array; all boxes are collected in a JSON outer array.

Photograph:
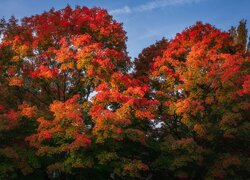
[[0, 6, 249, 179]]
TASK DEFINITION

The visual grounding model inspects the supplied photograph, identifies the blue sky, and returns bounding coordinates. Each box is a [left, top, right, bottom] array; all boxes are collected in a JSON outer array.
[[0, 0, 249, 58]]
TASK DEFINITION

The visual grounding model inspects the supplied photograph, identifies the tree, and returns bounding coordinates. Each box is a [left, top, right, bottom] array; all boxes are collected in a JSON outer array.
[[134, 38, 169, 77], [229, 19, 249, 51], [136, 22, 250, 179], [236, 19, 248, 49], [0, 5, 133, 178]]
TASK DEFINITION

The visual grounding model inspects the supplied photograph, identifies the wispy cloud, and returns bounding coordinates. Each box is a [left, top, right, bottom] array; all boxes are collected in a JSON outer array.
[[110, 0, 204, 15], [109, 6, 132, 15]]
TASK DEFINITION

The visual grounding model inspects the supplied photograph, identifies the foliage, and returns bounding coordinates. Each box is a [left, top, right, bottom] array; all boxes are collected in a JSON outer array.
[[0, 6, 249, 179], [147, 22, 250, 179]]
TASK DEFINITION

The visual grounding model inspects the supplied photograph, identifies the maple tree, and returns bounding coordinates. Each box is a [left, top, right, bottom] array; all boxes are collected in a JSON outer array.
[[134, 38, 169, 78], [136, 22, 250, 179], [0, 5, 132, 179], [0, 5, 249, 179]]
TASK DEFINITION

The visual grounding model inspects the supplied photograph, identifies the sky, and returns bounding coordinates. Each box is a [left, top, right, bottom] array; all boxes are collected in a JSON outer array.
[[0, 0, 250, 59]]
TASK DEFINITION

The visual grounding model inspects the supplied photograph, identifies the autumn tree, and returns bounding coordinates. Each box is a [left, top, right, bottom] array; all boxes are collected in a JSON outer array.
[[135, 22, 250, 179], [134, 38, 169, 77], [0, 5, 133, 179]]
